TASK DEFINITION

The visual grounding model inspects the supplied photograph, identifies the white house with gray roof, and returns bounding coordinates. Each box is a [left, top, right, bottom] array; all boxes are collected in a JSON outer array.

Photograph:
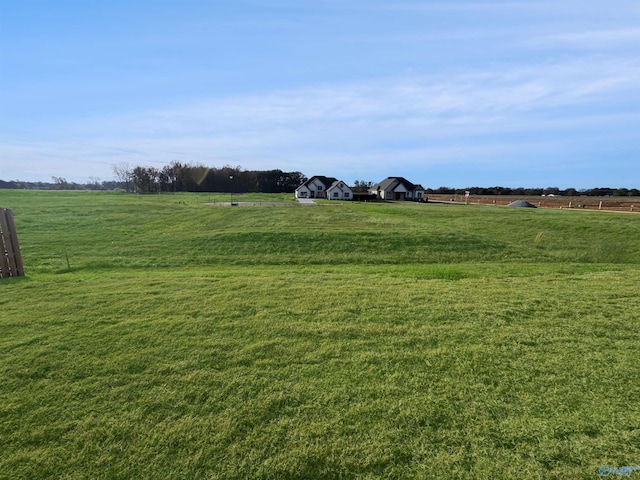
[[369, 177, 425, 201], [326, 180, 353, 200], [295, 176, 340, 199]]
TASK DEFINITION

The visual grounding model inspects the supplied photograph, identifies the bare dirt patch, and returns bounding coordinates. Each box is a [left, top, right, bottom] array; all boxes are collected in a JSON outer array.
[[426, 194, 639, 213]]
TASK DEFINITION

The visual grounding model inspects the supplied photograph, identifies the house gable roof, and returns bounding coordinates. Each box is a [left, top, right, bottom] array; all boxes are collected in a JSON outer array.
[[327, 180, 352, 192], [371, 176, 419, 192], [296, 176, 339, 190]]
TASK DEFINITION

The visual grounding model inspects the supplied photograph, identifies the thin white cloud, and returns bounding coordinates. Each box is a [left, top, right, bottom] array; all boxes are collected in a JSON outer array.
[[2, 57, 638, 183], [535, 28, 640, 48], [85, 57, 638, 136]]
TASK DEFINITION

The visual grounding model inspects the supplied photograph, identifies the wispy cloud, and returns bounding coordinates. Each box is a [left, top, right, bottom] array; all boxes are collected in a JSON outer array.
[[2, 57, 638, 183], [86, 57, 638, 135], [535, 28, 640, 48]]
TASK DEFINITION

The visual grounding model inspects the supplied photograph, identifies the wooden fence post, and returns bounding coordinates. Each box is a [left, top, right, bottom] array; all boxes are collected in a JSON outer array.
[[0, 208, 25, 278]]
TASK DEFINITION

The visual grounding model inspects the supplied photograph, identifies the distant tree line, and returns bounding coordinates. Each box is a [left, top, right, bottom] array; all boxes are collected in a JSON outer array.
[[0, 162, 307, 194], [117, 162, 307, 194], [0, 178, 122, 191], [352, 180, 374, 193], [425, 186, 640, 197], [1, 168, 638, 196]]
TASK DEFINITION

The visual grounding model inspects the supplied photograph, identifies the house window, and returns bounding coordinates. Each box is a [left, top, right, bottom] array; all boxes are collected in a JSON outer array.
[[344, 192, 350, 198], [333, 192, 339, 198]]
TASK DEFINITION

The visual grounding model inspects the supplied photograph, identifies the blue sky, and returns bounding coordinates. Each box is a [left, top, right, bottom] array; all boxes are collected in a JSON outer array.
[[1, 0, 639, 188]]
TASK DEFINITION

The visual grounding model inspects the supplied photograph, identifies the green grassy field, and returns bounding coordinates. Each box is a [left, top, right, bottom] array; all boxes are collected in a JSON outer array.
[[1, 190, 639, 479]]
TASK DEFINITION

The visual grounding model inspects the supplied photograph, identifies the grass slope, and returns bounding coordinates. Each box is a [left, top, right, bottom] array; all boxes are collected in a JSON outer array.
[[1, 191, 639, 479]]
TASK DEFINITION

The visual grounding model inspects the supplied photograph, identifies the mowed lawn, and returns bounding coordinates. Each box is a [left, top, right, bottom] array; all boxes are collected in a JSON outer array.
[[1, 190, 639, 479]]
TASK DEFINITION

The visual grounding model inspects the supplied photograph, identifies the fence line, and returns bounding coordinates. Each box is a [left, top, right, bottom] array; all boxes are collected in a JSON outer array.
[[0, 208, 24, 278]]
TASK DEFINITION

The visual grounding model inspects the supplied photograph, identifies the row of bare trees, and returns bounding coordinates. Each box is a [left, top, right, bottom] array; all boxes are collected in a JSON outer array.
[[112, 162, 307, 194]]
